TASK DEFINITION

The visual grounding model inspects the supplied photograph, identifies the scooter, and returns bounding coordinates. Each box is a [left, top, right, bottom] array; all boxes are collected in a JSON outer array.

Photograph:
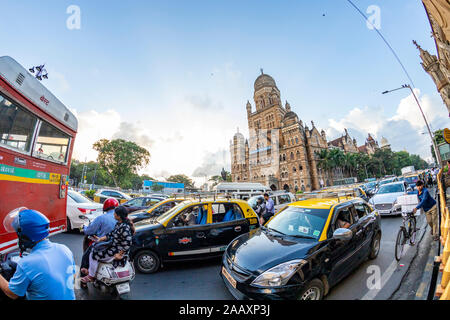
[[79, 216, 135, 299], [0, 251, 25, 300]]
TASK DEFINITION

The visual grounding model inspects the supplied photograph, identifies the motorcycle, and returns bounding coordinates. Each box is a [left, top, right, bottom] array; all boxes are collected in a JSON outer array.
[[0, 251, 25, 300], [79, 215, 135, 300]]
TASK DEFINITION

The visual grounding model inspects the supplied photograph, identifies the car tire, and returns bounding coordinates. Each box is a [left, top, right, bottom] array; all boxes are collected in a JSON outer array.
[[297, 278, 324, 300], [66, 217, 73, 233], [134, 250, 160, 274], [368, 232, 381, 260]]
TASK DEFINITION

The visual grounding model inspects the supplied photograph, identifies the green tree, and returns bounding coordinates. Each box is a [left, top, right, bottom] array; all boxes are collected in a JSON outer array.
[[93, 139, 150, 188], [151, 183, 165, 192], [167, 174, 195, 189]]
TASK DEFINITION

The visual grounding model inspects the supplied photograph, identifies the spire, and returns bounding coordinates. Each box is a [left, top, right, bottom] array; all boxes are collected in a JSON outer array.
[[285, 101, 291, 112], [260, 68, 264, 75], [311, 120, 315, 128]]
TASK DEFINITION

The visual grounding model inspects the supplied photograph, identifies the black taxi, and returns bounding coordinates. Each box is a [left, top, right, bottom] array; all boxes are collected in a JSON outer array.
[[130, 198, 260, 273], [221, 195, 381, 300]]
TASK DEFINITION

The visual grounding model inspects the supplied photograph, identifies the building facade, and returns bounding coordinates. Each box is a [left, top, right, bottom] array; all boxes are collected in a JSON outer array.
[[231, 72, 364, 192], [416, 0, 450, 115]]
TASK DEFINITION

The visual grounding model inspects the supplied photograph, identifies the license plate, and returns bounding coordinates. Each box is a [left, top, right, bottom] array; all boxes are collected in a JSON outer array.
[[222, 266, 236, 288], [379, 210, 390, 214], [116, 282, 130, 294]]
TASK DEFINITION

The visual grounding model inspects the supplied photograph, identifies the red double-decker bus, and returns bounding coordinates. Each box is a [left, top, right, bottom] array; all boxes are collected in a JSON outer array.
[[0, 56, 78, 255]]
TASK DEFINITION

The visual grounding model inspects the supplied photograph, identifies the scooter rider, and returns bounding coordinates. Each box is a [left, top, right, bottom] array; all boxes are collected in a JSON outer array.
[[80, 198, 119, 276], [0, 207, 76, 300]]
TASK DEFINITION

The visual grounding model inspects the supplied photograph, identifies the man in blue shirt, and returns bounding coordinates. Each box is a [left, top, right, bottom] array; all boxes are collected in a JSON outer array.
[[262, 193, 275, 225], [79, 198, 119, 276], [413, 180, 438, 241], [0, 208, 76, 300]]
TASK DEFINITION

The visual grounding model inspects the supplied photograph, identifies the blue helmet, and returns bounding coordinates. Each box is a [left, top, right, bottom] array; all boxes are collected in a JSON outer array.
[[4, 207, 50, 249]]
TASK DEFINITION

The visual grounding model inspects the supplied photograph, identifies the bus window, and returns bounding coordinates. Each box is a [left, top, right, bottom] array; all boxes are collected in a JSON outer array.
[[33, 121, 70, 163], [0, 94, 38, 153]]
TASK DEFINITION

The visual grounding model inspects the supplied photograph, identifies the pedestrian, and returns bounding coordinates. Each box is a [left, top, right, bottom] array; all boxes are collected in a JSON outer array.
[[262, 193, 275, 225], [320, 178, 324, 189], [0, 208, 76, 300], [413, 180, 438, 241], [254, 196, 267, 225]]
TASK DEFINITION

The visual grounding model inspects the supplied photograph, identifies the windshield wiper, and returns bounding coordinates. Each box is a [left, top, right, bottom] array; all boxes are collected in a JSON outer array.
[[288, 234, 316, 240], [266, 227, 286, 236]]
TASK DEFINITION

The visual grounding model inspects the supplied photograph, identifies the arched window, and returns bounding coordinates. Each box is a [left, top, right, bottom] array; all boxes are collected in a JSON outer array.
[[293, 166, 297, 172], [296, 150, 300, 160], [288, 140, 290, 146], [283, 154, 286, 161], [295, 137, 299, 144], [290, 152, 294, 160]]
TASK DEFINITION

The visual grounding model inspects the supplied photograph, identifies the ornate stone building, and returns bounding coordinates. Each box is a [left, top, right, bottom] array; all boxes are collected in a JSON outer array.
[[328, 129, 359, 153], [230, 72, 336, 192], [357, 134, 380, 155], [415, 0, 450, 115]]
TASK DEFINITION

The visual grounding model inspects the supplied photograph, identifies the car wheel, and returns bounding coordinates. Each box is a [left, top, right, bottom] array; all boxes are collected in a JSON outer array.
[[369, 232, 381, 260], [134, 250, 160, 274], [66, 217, 73, 233], [297, 279, 324, 300]]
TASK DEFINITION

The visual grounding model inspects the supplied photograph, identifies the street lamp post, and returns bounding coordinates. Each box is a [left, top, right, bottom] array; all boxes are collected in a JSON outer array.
[[382, 84, 442, 166]]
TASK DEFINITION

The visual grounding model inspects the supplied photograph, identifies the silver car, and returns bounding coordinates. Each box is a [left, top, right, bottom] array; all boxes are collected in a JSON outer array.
[[369, 182, 407, 216]]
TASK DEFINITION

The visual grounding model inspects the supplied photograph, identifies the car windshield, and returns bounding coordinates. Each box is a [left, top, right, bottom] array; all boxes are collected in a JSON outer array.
[[405, 176, 419, 183], [265, 207, 329, 240], [379, 179, 394, 186], [68, 191, 92, 204], [155, 203, 184, 224], [248, 195, 264, 209], [377, 184, 404, 194], [365, 182, 377, 188]]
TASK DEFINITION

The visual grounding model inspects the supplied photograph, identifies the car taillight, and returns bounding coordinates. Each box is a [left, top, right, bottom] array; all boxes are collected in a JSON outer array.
[[78, 208, 92, 214]]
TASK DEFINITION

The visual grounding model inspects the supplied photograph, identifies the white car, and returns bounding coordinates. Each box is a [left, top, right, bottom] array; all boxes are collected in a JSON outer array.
[[67, 190, 103, 231], [369, 182, 407, 216]]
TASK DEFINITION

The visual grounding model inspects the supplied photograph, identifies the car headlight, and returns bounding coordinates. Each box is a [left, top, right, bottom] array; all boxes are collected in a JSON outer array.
[[251, 259, 307, 287]]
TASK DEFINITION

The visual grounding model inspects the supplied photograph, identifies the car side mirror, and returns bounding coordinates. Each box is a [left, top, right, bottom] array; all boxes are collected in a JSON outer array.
[[332, 228, 353, 241], [407, 187, 413, 192]]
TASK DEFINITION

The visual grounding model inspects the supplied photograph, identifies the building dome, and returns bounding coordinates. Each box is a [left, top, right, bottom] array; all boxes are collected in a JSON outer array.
[[283, 111, 298, 120], [254, 73, 277, 91], [381, 136, 389, 147]]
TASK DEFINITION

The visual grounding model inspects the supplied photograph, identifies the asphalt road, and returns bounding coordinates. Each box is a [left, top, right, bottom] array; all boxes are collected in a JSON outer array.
[[52, 210, 430, 300]]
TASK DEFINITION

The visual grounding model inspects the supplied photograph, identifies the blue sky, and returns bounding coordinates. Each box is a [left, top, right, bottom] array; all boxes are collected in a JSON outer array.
[[1, 0, 448, 184]]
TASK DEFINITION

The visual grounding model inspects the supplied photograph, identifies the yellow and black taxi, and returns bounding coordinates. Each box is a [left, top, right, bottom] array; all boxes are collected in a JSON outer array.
[[221, 195, 381, 300], [128, 198, 185, 223], [130, 198, 260, 273]]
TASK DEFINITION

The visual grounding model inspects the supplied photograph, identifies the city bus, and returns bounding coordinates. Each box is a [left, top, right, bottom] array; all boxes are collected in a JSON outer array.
[[0, 56, 78, 255]]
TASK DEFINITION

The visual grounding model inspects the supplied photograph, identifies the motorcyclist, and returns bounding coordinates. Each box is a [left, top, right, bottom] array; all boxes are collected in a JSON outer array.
[[0, 207, 76, 300], [79, 198, 119, 277]]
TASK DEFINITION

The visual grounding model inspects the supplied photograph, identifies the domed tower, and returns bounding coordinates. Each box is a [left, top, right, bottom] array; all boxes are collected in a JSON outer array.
[[380, 136, 391, 150]]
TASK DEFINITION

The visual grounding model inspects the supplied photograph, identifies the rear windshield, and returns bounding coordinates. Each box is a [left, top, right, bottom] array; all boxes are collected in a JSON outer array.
[[405, 176, 418, 183], [266, 207, 329, 240], [377, 184, 404, 194], [68, 191, 92, 204]]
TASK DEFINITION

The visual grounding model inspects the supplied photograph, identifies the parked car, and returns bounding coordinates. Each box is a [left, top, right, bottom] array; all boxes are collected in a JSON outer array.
[[66, 190, 103, 231], [94, 189, 132, 204], [128, 198, 185, 223], [122, 196, 165, 213], [130, 198, 260, 274], [221, 196, 381, 300], [403, 174, 420, 191], [368, 182, 409, 216]]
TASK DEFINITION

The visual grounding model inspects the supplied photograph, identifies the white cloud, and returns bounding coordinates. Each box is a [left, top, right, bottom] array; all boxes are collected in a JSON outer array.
[[326, 89, 448, 160]]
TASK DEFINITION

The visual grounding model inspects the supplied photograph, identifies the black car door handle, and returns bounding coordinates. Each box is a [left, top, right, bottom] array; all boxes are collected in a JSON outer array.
[[196, 232, 206, 239], [234, 226, 242, 232]]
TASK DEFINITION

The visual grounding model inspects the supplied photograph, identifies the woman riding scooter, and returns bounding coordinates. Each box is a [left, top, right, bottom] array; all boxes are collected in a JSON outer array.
[[80, 206, 135, 284]]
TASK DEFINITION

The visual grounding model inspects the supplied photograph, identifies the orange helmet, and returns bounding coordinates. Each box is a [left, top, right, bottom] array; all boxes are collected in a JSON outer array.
[[103, 198, 119, 212]]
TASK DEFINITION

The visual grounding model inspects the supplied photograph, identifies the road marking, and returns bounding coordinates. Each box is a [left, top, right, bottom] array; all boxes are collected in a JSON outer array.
[[415, 282, 427, 298], [362, 216, 426, 300]]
